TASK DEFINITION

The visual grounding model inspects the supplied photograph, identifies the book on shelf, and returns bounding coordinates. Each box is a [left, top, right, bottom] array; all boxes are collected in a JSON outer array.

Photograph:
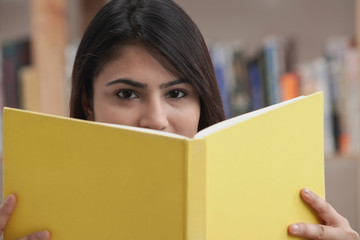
[[342, 43, 360, 155], [230, 48, 251, 116], [323, 36, 360, 156], [3, 92, 324, 240], [263, 36, 284, 106], [280, 73, 299, 101], [298, 58, 336, 156], [1, 39, 31, 109], [247, 52, 265, 110], [209, 44, 233, 119], [210, 42, 252, 117], [208, 34, 359, 157], [296, 36, 360, 157], [209, 37, 296, 118]]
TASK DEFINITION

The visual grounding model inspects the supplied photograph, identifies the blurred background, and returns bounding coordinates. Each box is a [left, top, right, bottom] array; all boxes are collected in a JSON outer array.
[[0, 0, 359, 232]]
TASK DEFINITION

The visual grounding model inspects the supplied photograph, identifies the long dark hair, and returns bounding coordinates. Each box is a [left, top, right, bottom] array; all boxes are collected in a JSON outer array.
[[70, 0, 225, 131]]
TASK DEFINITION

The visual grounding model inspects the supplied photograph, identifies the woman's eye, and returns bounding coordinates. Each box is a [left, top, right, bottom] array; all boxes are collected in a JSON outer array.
[[117, 90, 137, 99], [168, 90, 186, 99]]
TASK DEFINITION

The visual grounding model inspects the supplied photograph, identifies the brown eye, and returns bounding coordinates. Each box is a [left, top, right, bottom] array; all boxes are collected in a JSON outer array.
[[168, 90, 186, 99], [116, 90, 137, 99]]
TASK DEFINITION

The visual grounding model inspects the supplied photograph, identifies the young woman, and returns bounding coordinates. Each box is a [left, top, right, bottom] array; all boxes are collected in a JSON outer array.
[[0, 0, 359, 239]]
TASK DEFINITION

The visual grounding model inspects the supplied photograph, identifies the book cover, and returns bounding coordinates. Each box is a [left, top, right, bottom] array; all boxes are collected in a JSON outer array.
[[3, 92, 325, 240]]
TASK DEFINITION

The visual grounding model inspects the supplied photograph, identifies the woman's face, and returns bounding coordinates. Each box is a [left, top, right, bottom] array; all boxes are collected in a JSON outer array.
[[90, 43, 201, 138]]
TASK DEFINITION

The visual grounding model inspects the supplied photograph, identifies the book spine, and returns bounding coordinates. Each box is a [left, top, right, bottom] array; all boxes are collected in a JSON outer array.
[[230, 49, 251, 116], [264, 39, 282, 105], [185, 139, 206, 240], [313, 58, 336, 156], [343, 46, 360, 155], [280, 73, 299, 101], [247, 56, 264, 110]]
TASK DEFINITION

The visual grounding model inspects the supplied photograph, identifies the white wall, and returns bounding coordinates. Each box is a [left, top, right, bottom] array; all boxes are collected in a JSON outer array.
[[1, 0, 355, 63], [175, 0, 355, 64], [0, 0, 30, 44], [325, 158, 359, 232]]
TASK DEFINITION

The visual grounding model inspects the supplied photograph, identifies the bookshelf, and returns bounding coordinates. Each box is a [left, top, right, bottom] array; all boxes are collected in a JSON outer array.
[[0, 0, 107, 116], [176, 0, 355, 63], [0, 0, 359, 233]]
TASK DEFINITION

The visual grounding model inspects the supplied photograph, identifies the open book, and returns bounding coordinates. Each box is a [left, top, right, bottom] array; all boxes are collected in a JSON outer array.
[[3, 92, 324, 240]]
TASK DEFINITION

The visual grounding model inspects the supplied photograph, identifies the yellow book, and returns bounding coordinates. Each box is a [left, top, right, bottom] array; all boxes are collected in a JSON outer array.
[[3, 92, 325, 240]]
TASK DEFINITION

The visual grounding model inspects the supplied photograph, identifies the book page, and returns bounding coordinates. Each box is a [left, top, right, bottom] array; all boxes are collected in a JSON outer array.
[[102, 122, 189, 140], [194, 96, 305, 139], [3, 107, 189, 140]]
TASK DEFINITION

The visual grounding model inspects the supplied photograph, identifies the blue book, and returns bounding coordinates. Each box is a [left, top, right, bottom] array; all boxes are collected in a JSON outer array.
[[247, 57, 264, 110], [210, 46, 232, 118], [264, 39, 282, 105]]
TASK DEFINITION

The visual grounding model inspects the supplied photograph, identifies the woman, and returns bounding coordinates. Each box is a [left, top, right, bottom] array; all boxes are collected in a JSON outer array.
[[70, 0, 224, 133], [1, 0, 359, 239]]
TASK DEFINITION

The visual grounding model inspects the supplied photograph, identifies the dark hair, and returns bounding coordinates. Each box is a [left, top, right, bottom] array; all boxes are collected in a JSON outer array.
[[70, 0, 225, 131]]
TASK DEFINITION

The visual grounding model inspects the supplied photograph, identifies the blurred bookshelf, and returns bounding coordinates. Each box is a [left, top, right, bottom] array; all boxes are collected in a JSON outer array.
[[0, 0, 359, 232]]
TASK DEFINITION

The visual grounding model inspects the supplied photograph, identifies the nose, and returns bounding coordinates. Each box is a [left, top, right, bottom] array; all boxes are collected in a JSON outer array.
[[139, 98, 169, 131]]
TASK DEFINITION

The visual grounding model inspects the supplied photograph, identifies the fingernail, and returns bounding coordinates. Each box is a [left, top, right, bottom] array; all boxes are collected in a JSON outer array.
[[4, 195, 13, 205], [291, 224, 300, 234], [37, 231, 48, 240], [303, 188, 311, 196]]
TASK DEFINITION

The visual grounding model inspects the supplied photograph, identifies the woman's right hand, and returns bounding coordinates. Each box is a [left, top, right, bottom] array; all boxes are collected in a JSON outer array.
[[0, 194, 51, 240]]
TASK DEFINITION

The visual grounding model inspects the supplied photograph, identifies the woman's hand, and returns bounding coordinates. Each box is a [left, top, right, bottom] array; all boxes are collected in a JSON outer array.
[[288, 188, 359, 240], [0, 194, 51, 240]]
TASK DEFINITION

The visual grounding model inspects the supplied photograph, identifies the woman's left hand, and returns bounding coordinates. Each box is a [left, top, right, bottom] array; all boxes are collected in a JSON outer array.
[[288, 188, 359, 240]]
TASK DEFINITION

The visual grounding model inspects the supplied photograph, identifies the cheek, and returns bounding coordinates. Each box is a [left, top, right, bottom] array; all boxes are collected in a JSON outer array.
[[188, 105, 201, 135], [170, 102, 200, 138]]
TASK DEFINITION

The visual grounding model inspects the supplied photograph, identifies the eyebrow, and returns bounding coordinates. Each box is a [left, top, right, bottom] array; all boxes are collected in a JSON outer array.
[[106, 78, 187, 89], [160, 78, 187, 89], [106, 79, 147, 88]]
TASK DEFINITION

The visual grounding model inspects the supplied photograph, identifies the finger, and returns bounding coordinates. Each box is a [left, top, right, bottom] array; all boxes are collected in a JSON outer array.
[[18, 230, 51, 240], [289, 223, 360, 240], [0, 194, 17, 235], [288, 223, 349, 240], [300, 188, 348, 227]]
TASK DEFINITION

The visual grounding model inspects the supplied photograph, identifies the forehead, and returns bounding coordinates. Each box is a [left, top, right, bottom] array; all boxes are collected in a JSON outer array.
[[111, 43, 162, 67], [95, 43, 176, 83], [110, 42, 181, 76]]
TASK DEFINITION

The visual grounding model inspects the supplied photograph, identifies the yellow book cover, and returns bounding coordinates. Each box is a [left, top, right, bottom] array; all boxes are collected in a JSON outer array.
[[3, 92, 325, 240]]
